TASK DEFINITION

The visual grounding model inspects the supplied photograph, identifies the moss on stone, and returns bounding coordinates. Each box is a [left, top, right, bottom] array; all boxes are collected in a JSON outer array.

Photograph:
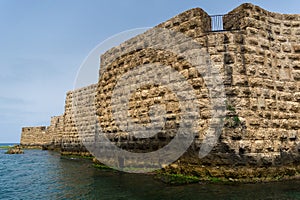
[[61, 154, 94, 160], [155, 173, 200, 185], [93, 163, 115, 170], [0, 146, 12, 149]]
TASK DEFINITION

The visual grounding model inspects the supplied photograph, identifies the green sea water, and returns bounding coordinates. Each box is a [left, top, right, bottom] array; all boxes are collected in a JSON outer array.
[[0, 144, 300, 200]]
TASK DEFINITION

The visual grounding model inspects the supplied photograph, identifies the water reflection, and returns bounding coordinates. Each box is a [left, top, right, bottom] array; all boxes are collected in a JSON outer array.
[[0, 149, 300, 200]]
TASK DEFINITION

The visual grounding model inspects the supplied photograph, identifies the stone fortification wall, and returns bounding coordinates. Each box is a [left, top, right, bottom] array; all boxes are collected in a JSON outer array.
[[47, 115, 65, 148], [21, 82, 97, 154], [21, 114, 64, 148], [218, 3, 300, 165], [61, 84, 97, 156], [20, 126, 50, 148], [95, 3, 300, 177], [20, 83, 97, 154], [96, 7, 218, 168], [20, 3, 300, 180]]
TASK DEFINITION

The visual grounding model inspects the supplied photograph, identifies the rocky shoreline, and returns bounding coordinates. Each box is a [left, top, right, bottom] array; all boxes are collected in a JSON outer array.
[[5, 145, 24, 154]]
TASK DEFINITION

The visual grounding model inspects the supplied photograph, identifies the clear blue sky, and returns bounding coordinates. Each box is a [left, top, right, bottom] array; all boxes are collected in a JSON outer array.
[[0, 0, 299, 143]]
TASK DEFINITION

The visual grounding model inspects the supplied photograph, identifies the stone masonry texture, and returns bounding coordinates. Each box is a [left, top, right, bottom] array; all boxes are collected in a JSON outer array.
[[21, 3, 300, 180], [61, 84, 97, 156], [21, 126, 49, 148]]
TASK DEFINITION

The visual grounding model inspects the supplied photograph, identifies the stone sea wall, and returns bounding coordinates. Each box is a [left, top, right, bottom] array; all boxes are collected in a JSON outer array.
[[47, 115, 64, 148], [61, 84, 97, 156], [20, 84, 97, 156], [21, 126, 49, 148], [220, 3, 300, 166], [21, 3, 300, 180], [96, 3, 300, 177]]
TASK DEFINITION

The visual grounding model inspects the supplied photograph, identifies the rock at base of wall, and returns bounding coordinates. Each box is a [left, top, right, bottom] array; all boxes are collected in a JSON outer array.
[[42, 143, 61, 152], [5, 145, 24, 154], [60, 151, 92, 157], [20, 145, 43, 150]]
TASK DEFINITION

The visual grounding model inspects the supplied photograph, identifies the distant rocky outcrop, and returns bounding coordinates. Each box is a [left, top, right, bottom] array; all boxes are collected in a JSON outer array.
[[5, 145, 24, 154]]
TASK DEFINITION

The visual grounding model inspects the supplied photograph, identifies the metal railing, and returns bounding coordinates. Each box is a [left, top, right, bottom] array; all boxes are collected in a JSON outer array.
[[209, 14, 240, 32], [210, 15, 225, 32]]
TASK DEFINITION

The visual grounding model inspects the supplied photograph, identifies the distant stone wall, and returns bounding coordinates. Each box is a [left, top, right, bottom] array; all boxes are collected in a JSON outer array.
[[20, 126, 50, 148], [20, 114, 64, 148], [20, 84, 97, 154], [47, 115, 64, 148], [61, 84, 97, 156]]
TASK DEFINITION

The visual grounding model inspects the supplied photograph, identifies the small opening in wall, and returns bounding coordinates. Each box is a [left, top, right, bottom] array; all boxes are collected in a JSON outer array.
[[210, 15, 224, 32], [209, 14, 241, 32]]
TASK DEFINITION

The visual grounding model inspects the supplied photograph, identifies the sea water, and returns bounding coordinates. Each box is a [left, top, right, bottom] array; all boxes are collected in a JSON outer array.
[[0, 143, 300, 200]]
